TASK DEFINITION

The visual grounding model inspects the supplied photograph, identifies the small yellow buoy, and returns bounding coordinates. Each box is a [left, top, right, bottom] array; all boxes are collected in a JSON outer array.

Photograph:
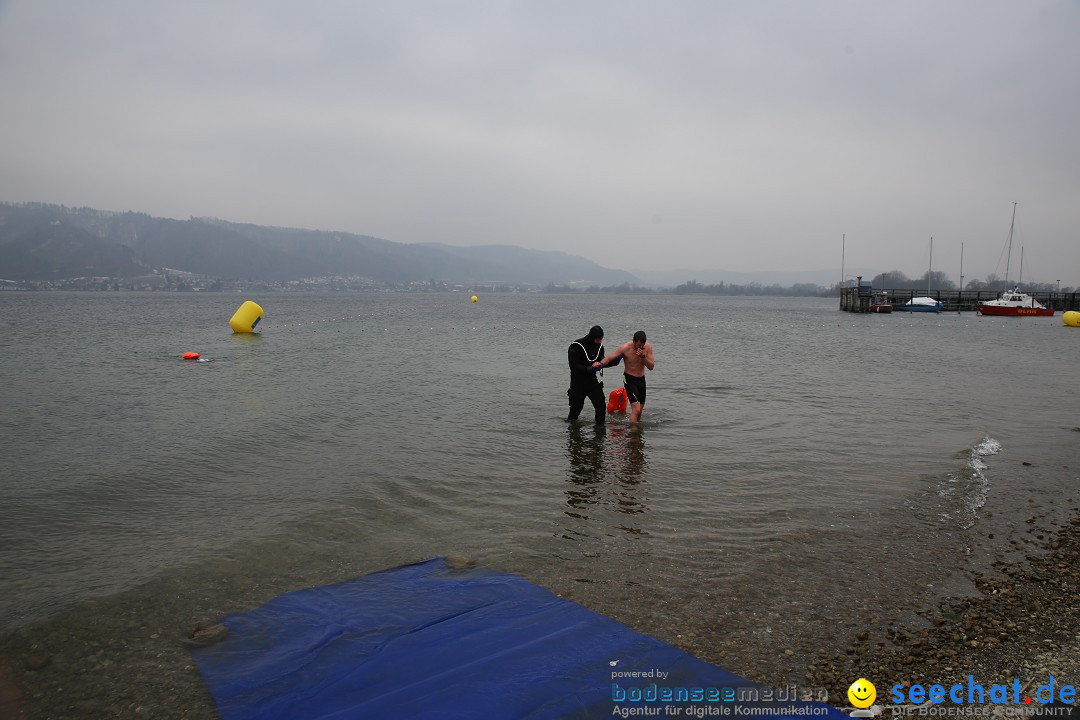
[[229, 300, 264, 333], [471, 295, 478, 303], [1063, 310, 1080, 328]]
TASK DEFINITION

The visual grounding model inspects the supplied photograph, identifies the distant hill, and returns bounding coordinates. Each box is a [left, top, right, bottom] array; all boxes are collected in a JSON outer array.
[[0, 203, 639, 286], [418, 242, 632, 287]]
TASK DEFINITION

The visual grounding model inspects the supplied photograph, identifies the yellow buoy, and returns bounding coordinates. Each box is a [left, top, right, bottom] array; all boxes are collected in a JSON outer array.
[[1063, 310, 1080, 328], [229, 300, 264, 333], [471, 295, 478, 303]]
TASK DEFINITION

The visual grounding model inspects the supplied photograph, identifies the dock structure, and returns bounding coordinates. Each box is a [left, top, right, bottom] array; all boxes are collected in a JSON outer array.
[[840, 286, 1080, 313]]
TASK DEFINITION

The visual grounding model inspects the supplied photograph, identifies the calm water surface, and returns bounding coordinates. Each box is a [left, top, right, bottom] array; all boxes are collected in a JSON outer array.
[[2, 292, 1078, 653]]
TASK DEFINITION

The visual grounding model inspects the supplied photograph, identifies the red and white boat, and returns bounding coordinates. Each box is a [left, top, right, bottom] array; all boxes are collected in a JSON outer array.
[[870, 291, 893, 313], [976, 288, 1054, 317], [976, 203, 1054, 317]]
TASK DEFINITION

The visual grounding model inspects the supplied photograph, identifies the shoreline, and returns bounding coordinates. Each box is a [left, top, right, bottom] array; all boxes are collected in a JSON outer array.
[[769, 514, 1080, 716], [2, 513, 1078, 719]]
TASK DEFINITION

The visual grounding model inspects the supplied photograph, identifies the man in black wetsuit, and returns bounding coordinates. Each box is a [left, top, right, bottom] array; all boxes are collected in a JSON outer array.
[[567, 325, 607, 423]]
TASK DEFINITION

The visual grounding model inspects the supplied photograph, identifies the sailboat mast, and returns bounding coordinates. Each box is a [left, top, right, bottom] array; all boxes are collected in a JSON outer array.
[[959, 242, 964, 290], [927, 236, 933, 295], [841, 234, 845, 289], [1004, 202, 1017, 287]]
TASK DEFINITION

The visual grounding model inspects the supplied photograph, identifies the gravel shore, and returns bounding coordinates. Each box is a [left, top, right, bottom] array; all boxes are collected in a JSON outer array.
[[1, 514, 1077, 719], [782, 514, 1080, 717]]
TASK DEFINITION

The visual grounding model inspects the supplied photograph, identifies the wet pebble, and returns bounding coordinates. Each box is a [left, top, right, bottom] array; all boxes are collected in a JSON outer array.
[[184, 623, 228, 646], [25, 655, 51, 671], [444, 555, 475, 570]]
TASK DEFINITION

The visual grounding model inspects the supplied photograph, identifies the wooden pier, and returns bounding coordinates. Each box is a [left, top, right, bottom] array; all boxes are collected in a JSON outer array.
[[840, 286, 1080, 313]]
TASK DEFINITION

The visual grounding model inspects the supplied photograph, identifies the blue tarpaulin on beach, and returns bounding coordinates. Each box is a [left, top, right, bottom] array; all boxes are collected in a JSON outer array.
[[191, 557, 846, 720]]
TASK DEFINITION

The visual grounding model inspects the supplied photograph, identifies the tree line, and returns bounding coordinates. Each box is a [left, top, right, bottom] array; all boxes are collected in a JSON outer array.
[[862, 269, 1074, 293]]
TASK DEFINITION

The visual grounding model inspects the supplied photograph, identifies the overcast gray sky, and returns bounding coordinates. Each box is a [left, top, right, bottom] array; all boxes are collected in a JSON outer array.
[[2, 1, 1077, 284]]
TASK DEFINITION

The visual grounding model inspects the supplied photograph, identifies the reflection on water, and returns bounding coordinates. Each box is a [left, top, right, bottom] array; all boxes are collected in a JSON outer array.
[[564, 424, 606, 520], [563, 424, 650, 538], [608, 425, 647, 491]]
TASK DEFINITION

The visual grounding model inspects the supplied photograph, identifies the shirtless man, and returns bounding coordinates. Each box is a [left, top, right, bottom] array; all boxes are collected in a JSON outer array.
[[595, 330, 655, 423]]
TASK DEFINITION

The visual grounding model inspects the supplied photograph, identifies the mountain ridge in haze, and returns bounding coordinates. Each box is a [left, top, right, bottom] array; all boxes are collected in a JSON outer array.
[[0, 202, 849, 288], [0, 203, 638, 287]]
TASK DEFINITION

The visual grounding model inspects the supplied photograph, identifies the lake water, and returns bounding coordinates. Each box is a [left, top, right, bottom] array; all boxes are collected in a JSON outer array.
[[1, 291, 1078, 686]]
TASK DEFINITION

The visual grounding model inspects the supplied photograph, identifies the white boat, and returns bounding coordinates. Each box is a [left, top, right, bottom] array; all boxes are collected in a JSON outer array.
[[898, 296, 944, 312], [899, 237, 944, 312]]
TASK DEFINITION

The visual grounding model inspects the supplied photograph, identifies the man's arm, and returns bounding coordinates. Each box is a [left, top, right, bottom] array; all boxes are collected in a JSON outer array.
[[600, 343, 628, 367], [642, 342, 655, 371]]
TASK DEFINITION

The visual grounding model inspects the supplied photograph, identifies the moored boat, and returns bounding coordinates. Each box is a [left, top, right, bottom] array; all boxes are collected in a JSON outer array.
[[898, 296, 943, 313], [899, 237, 943, 312], [976, 289, 1054, 317], [870, 291, 893, 313], [976, 203, 1054, 318]]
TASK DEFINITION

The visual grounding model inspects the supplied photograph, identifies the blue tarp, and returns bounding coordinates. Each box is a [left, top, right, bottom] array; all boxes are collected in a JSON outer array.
[[191, 557, 846, 719]]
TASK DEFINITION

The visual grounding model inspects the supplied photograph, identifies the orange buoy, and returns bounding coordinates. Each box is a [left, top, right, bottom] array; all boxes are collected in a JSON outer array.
[[182, 352, 200, 360], [607, 387, 628, 414]]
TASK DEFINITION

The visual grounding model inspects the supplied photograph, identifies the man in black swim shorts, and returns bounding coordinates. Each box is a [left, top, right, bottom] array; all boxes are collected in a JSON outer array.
[[598, 330, 655, 424], [623, 373, 647, 409]]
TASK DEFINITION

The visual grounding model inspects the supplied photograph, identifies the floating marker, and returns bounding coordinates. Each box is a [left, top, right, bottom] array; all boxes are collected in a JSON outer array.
[[1063, 310, 1080, 327], [471, 295, 478, 303], [182, 352, 200, 360], [229, 300, 264, 333]]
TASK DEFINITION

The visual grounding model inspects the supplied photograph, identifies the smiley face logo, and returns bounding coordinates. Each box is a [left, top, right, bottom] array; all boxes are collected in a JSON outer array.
[[847, 678, 876, 708]]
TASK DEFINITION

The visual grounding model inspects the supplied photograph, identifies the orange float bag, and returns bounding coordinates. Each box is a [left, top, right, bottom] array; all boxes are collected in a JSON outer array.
[[607, 387, 628, 413]]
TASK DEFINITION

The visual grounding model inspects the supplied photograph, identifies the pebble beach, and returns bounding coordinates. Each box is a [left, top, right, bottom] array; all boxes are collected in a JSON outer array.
[[800, 513, 1080, 717], [2, 507, 1077, 719]]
